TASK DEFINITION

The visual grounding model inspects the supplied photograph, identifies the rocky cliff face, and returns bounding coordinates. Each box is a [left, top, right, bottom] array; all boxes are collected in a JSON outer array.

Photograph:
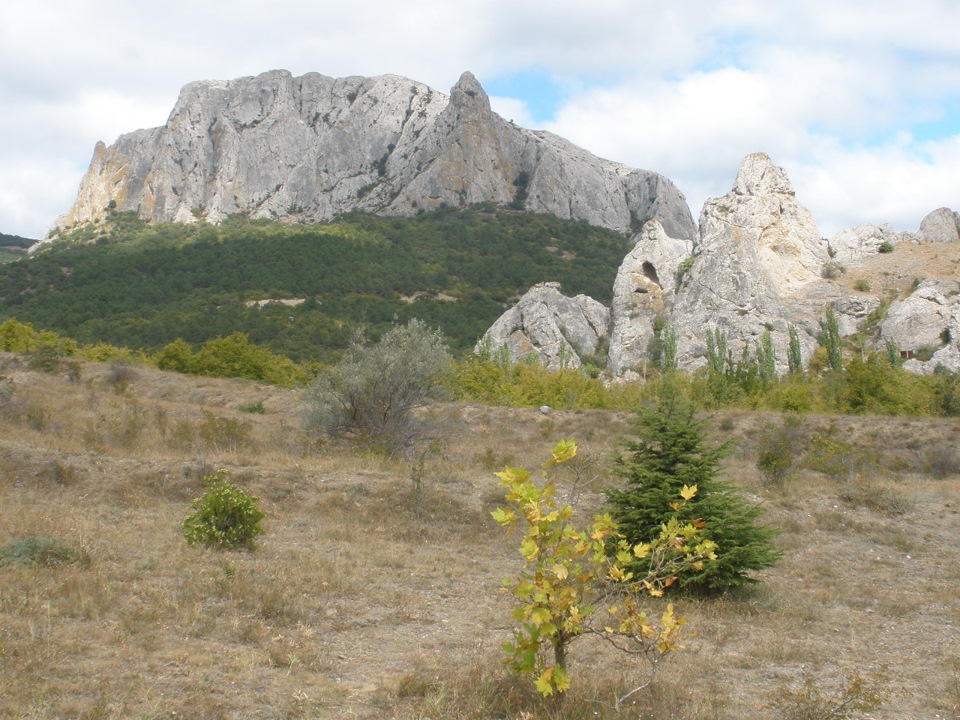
[[606, 220, 692, 375], [481, 152, 960, 378], [55, 70, 696, 243], [667, 153, 828, 372], [479, 282, 609, 370]]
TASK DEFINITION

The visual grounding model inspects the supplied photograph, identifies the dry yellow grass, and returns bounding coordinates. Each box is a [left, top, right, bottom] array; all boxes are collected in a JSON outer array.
[[843, 240, 960, 298], [1, 353, 959, 719]]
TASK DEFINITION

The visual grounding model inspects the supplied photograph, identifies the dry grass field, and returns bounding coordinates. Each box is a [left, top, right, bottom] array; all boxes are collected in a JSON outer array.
[[1, 352, 959, 719]]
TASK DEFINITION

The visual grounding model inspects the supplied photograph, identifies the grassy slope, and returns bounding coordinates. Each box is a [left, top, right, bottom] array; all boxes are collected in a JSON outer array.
[[0, 208, 631, 362], [0, 233, 33, 265], [1, 354, 958, 719]]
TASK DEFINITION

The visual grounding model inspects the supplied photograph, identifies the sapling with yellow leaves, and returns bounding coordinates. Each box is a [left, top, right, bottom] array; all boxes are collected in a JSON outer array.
[[492, 440, 717, 708]]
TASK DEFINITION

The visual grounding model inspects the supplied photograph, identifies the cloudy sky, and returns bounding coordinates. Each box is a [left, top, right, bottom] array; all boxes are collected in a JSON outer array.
[[2, 0, 958, 239]]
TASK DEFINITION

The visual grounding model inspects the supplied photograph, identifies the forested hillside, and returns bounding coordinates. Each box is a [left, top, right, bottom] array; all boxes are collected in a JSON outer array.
[[0, 232, 34, 264], [0, 207, 629, 362]]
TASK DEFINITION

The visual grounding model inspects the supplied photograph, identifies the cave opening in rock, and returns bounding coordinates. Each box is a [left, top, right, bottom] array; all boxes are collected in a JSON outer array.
[[641, 261, 661, 288]]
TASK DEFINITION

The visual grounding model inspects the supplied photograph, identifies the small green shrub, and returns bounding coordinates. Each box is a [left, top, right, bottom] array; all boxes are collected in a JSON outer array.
[[768, 669, 887, 720], [853, 279, 871, 292], [474, 447, 514, 471], [801, 430, 866, 480], [675, 256, 695, 288], [198, 410, 252, 451], [914, 345, 938, 362], [878, 241, 894, 253], [757, 417, 802, 485], [821, 261, 846, 279], [839, 478, 913, 517], [28, 343, 62, 374], [0, 537, 89, 568], [239, 400, 266, 414], [182, 471, 265, 550]]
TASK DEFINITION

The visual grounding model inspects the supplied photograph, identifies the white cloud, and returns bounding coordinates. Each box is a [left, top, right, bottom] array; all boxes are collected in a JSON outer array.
[[488, 97, 537, 130], [0, 0, 957, 238], [793, 134, 960, 236]]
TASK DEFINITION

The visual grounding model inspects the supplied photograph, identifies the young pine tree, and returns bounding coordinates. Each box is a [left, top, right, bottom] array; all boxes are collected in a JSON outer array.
[[606, 398, 781, 594]]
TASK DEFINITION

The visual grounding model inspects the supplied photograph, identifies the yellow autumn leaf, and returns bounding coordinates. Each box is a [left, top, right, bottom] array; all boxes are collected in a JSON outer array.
[[530, 607, 552, 625], [680, 484, 698, 501], [661, 603, 676, 627], [519, 537, 539, 559], [543, 439, 577, 468], [495, 466, 530, 485], [490, 507, 515, 525], [608, 565, 626, 581], [535, 668, 556, 696], [552, 563, 569, 580]]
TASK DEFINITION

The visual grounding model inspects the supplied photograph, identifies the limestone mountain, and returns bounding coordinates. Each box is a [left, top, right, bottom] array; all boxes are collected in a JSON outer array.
[[482, 153, 960, 376], [54, 69, 696, 244]]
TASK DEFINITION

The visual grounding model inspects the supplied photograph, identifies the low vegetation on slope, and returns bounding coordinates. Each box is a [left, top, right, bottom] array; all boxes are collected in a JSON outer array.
[[0, 206, 630, 362], [0, 352, 958, 718], [0, 232, 33, 264]]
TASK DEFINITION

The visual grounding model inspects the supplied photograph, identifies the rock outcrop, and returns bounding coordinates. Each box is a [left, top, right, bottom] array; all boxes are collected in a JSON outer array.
[[54, 70, 697, 244], [607, 220, 692, 376], [668, 153, 827, 372], [880, 279, 960, 373], [484, 153, 829, 376], [828, 224, 903, 265], [918, 207, 960, 244], [479, 282, 609, 370], [53, 68, 960, 381], [832, 296, 882, 337]]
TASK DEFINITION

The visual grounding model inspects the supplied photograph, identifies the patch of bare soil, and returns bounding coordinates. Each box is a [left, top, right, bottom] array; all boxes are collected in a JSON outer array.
[[840, 240, 960, 297], [1, 354, 959, 719]]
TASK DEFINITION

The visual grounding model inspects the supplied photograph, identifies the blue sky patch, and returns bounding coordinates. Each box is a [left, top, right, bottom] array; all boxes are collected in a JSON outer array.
[[910, 101, 960, 143], [485, 69, 566, 124]]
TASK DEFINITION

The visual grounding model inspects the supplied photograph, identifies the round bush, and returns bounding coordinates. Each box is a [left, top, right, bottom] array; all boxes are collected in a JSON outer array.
[[182, 471, 265, 550]]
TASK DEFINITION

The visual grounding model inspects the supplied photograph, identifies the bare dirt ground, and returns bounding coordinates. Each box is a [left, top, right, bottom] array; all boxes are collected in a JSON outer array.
[[844, 240, 960, 297], [1, 354, 959, 719]]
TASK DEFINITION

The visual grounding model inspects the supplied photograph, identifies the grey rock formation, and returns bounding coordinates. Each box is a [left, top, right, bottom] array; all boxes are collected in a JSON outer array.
[[668, 153, 826, 372], [925, 305, 960, 373], [828, 224, 903, 265], [832, 296, 882, 337], [478, 282, 609, 370], [917, 207, 960, 244], [880, 279, 960, 363], [607, 220, 692, 376], [54, 70, 697, 243], [488, 153, 832, 378]]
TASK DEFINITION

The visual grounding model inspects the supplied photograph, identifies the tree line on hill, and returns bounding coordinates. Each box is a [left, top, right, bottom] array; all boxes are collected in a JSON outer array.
[[0, 206, 629, 363]]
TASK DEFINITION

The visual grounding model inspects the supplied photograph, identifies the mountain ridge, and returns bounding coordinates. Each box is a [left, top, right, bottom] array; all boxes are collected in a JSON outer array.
[[41, 69, 960, 377], [52, 69, 696, 244]]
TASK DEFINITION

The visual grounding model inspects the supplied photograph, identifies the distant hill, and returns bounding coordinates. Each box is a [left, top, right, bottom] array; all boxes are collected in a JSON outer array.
[[0, 207, 630, 362], [0, 232, 35, 264]]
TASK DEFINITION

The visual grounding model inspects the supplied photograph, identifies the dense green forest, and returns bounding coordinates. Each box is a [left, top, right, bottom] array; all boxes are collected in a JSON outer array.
[[0, 232, 34, 264], [0, 207, 630, 362]]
